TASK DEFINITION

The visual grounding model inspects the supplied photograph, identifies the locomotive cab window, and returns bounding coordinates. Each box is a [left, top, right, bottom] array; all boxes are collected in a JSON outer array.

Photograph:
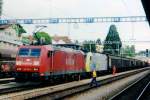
[[18, 48, 29, 56], [31, 49, 41, 57], [18, 48, 41, 57]]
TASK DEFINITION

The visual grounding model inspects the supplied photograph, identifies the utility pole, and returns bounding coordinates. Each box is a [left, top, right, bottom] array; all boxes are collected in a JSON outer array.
[[118, 42, 119, 55], [67, 23, 71, 38], [90, 43, 91, 52], [0, 0, 2, 18], [146, 49, 149, 57]]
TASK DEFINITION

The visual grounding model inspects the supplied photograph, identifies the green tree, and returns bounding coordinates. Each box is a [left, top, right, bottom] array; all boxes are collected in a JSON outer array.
[[34, 32, 52, 44], [83, 40, 96, 52], [12, 24, 26, 37], [103, 25, 122, 55], [121, 45, 135, 57], [21, 36, 30, 44], [75, 40, 79, 44]]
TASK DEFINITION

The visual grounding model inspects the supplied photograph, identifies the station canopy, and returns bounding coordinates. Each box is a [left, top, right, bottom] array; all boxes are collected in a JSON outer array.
[[142, 0, 150, 25]]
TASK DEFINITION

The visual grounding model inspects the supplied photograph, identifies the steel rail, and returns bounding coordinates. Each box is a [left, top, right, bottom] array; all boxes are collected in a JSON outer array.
[[0, 82, 42, 96], [109, 71, 150, 100], [0, 78, 14, 84], [136, 81, 150, 100], [109, 72, 149, 100]]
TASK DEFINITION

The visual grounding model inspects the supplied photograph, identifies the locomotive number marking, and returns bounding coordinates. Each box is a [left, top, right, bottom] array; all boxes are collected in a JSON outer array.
[[66, 57, 75, 66]]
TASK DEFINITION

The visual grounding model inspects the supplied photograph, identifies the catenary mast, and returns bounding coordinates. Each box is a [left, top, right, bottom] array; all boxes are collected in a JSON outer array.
[[0, 0, 2, 18]]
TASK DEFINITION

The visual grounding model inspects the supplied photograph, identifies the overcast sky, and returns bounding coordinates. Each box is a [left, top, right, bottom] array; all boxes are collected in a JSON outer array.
[[2, 0, 150, 51]]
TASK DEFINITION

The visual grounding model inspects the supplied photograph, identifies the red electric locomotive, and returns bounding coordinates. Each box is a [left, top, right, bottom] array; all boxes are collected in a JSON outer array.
[[15, 45, 85, 81]]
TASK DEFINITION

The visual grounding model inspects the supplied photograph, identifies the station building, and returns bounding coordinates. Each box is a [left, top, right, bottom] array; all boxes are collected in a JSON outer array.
[[0, 24, 23, 59]]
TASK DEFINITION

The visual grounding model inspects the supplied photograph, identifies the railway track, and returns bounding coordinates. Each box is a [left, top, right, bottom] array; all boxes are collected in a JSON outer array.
[[0, 80, 68, 96], [0, 82, 42, 95], [109, 72, 150, 100], [0, 78, 75, 96], [0, 78, 14, 84], [0, 67, 148, 100], [30, 68, 150, 100], [0, 68, 149, 100], [137, 81, 150, 100]]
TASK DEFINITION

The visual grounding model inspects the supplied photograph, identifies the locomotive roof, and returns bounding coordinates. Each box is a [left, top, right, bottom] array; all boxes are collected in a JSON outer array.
[[19, 45, 85, 55], [52, 45, 85, 54]]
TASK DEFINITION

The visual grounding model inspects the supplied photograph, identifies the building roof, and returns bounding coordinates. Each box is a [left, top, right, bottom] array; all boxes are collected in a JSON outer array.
[[0, 24, 11, 30], [52, 35, 72, 44]]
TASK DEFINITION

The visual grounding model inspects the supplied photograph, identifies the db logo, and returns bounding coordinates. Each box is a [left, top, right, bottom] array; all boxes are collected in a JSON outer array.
[[66, 57, 75, 66]]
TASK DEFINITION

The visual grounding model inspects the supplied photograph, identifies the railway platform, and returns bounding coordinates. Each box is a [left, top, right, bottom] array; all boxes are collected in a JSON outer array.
[[0, 67, 149, 100]]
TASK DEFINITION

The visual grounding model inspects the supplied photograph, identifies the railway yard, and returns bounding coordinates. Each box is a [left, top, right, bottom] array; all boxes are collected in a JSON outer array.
[[0, 67, 148, 100], [0, 44, 149, 100], [1, 0, 150, 99]]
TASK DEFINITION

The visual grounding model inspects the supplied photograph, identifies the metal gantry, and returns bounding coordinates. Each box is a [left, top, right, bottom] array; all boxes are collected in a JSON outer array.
[[0, 16, 147, 24]]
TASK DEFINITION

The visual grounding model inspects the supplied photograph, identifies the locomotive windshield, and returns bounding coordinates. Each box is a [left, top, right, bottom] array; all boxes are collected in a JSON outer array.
[[18, 48, 41, 57], [30, 49, 41, 57], [18, 48, 29, 56]]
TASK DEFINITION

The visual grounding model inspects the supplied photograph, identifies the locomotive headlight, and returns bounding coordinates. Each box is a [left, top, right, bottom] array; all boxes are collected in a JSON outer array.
[[16, 61, 22, 65], [16, 68, 21, 70], [33, 61, 40, 66], [33, 68, 39, 71]]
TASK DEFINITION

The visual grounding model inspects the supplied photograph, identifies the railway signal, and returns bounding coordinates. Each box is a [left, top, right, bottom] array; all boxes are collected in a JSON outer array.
[[146, 49, 149, 57]]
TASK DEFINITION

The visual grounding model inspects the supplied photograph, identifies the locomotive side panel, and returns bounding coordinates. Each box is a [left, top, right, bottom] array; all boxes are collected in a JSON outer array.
[[74, 53, 84, 72], [39, 47, 52, 76], [52, 50, 85, 75], [53, 51, 66, 73], [91, 53, 107, 71], [85, 52, 93, 72]]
